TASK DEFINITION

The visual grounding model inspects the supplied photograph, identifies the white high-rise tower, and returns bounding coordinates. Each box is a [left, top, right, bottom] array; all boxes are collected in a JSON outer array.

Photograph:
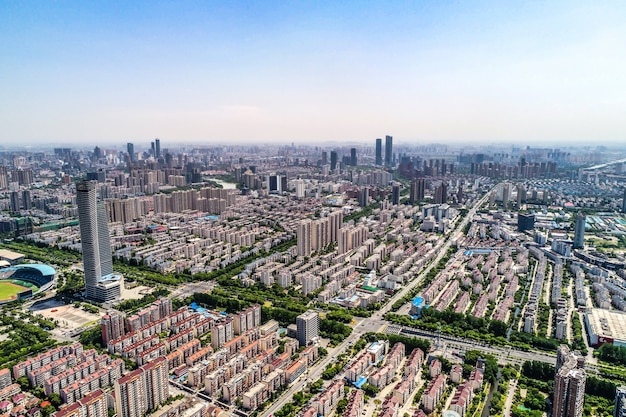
[[76, 180, 122, 302]]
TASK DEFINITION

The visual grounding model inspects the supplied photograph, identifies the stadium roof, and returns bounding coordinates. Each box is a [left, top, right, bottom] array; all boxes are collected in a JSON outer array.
[[15, 264, 56, 276]]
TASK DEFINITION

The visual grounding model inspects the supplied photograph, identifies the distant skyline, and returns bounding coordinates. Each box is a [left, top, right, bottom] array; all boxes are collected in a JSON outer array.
[[2, 1, 626, 146]]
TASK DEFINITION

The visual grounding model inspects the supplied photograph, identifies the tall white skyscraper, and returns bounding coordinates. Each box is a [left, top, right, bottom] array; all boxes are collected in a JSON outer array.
[[76, 180, 122, 302]]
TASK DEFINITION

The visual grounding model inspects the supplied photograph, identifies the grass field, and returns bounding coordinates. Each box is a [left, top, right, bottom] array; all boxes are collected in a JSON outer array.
[[0, 281, 28, 301]]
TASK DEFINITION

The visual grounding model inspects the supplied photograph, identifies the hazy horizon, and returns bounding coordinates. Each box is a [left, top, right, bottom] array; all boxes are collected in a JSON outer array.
[[2, 1, 626, 145]]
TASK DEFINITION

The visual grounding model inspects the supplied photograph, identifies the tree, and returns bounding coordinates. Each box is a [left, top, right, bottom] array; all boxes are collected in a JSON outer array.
[[361, 383, 379, 397]]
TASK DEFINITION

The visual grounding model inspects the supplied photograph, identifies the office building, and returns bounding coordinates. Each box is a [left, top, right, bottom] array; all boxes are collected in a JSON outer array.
[[553, 345, 586, 417], [101, 311, 125, 345], [392, 184, 400, 205], [518, 213, 535, 232], [375, 139, 382, 166], [385, 135, 393, 167], [76, 180, 122, 302], [410, 179, 425, 204], [350, 148, 357, 166], [127, 143, 135, 162], [614, 386, 626, 417], [622, 188, 626, 213], [296, 310, 319, 347], [573, 213, 586, 249], [155, 138, 161, 159], [330, 151, 338, 172]]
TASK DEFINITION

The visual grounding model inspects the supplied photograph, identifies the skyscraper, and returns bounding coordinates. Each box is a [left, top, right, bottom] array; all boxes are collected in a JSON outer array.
[[573, 212, 586, 249], [296, 310, 319, 347], [622, 188, 626, 213], [350, 148, 357, 166], [553, 345, 586, 417], [10, 191, 20, 212], [410, 179, 425, 204], [126, 143, 135, 162], [502, 183, 511, 209], [614, 386, 626, 417], [330, 151, 338, 172], [385, 135, 393, 167], [155, 138, 161, 159], [434, 182, 448, 204], [375, 139, 382, 166], [392, 184, 400, 205], [0, 166, 8, 189], [76, 180, 122, 302]]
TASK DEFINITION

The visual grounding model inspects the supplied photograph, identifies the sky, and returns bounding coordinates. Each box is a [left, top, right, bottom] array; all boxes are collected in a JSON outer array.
[[1, 0, 626, 146]]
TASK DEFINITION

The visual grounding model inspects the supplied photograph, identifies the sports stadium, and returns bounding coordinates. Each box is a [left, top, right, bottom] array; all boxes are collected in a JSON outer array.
[[0, 264, 56, 304]]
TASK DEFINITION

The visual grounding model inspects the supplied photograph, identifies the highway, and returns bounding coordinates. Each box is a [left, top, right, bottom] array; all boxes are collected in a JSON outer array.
[[263, 188, 495, 417]]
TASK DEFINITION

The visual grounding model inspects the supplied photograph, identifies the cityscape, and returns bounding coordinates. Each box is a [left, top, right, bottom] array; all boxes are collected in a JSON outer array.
[[3, 2, 626, 417], [0, 139, 625, 417]]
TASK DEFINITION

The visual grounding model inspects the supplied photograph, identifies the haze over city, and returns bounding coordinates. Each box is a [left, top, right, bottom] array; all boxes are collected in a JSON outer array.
[[2, 1, 626, 146]]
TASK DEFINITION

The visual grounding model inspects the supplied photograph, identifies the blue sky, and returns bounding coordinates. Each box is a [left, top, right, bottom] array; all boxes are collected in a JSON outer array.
[[1, 1, 626, 146]]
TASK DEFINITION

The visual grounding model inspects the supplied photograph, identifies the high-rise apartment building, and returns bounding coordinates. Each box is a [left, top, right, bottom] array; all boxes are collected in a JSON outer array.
[[434, 182, 448, 204], [410, 179, 425, 204], [52, 389, 108, 417], [76, 180, 122, 302], [296, 310, 319, 347], [384, 135, 393, 167], [553, 345, 586, 417], [143, 357, 169, 411], [502, 183, 511, 209], [296, 211, 342, 257], [614, 386, 626, 417], [211, 319, 234, 349], [114, 357, 169, 417], [10, 191, 20, 212], [114, 368, 146, 417], [573, 212, 586, 249], [375, 139, 382, 166], [0, 166, 8, 189], [22, 190, 32, 210], [101, 311, 125, 344]]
